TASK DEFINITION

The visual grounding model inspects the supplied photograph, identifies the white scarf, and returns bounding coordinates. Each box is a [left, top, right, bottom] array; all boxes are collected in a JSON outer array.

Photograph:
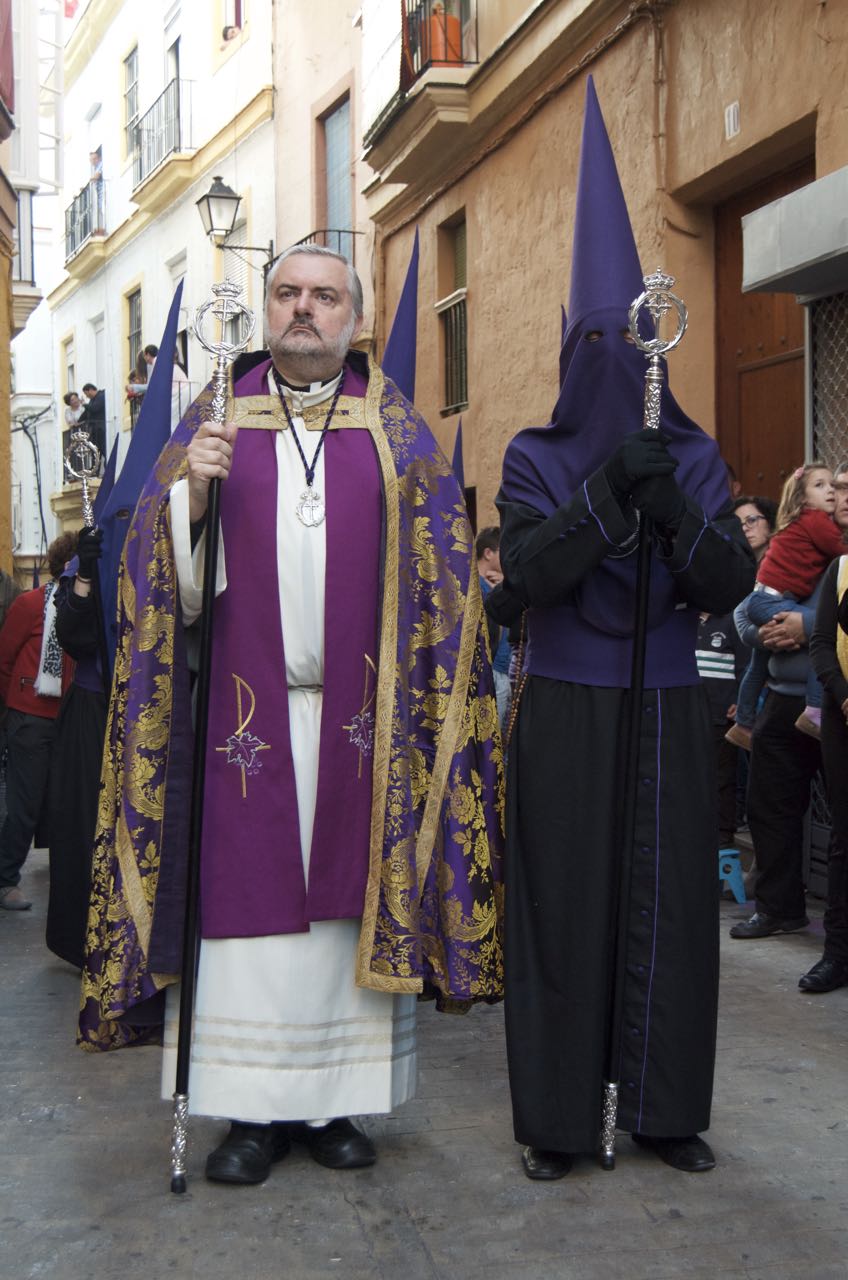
[[34, 580, 63, 698]]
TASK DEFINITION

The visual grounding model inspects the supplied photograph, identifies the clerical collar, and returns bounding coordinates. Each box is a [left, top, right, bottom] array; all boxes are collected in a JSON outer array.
[[274, 369, 343, 393], [266, 366, 344, 411]]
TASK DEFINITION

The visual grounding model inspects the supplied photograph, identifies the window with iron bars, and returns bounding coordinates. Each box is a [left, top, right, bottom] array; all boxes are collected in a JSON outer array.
[[12, 189, 35, 285], [124, 46, 139, 158], [435, 218, 468, 414], [127, 288, 143, 428]]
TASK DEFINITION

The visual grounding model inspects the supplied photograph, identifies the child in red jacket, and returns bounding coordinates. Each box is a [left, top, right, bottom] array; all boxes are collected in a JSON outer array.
[[727, 464, 844, 748]]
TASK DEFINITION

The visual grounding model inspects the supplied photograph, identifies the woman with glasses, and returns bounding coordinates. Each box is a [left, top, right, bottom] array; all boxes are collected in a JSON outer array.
[[732, 496, 777, 563]]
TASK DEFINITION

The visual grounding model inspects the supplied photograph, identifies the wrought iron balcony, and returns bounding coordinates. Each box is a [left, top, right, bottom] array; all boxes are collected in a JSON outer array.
[[295, 229, 364, 267], [64, 179, 106, 262], [132, 79, 194, 190], [401, 1, 477, 88]]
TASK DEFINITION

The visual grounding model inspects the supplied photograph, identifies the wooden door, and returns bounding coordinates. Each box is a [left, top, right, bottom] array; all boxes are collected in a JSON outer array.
[[715, 160, 814, 500]]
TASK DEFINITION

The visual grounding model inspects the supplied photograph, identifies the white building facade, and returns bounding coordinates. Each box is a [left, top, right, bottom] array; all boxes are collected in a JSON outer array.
[[42, 0, 276, 535]]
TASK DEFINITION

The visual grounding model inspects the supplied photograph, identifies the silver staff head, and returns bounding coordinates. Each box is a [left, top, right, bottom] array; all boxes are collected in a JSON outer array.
[[193, 278, 256, 361], [64, 425, 103, 528], [628, 269, 688, 357]]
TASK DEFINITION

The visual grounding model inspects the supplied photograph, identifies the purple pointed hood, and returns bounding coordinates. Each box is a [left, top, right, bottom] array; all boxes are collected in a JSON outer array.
[[382, 228, 419, 403], [452, 418, 464, 490], [506, 76, 727, 523]]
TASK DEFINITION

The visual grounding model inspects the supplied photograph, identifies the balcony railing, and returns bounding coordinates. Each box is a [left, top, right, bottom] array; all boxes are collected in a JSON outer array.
[[295, 229, 364, 267], [401, 1, 478, 88], [64, 179, 106, 262], [132, 79, 193, 190]]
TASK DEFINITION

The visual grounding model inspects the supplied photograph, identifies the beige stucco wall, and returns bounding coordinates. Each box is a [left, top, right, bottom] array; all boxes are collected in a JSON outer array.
[[371, 0, 848, 525]]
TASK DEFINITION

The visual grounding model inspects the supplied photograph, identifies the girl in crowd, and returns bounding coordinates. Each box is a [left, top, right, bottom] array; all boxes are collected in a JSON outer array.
[[727, 463, 845, 748]]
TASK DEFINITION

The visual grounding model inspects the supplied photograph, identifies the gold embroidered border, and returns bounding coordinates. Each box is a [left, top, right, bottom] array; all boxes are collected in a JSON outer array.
[[354, 364, 421, 995], [115, 811, 152, 955], [414, 566, 482, 896], [231, 394, 368, 431], [837, 555, 848, 678]]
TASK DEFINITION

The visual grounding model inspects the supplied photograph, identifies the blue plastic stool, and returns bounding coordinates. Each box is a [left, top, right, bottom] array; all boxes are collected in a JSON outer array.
[[718, 848, 747, 904]]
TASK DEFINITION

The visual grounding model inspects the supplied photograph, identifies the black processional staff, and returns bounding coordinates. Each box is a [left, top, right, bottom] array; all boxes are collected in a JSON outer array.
[[64, 425, 111, 699], [599, 269, 688, 1171], [170, 280, 255, 1195]]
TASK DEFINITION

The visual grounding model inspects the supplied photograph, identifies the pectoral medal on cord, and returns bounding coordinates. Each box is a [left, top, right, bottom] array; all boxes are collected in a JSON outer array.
[[273, 369, 345, 527]]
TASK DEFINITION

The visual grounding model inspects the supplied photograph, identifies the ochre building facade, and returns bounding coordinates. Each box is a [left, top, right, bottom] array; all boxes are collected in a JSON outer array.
[[364, 0, 848, 523]]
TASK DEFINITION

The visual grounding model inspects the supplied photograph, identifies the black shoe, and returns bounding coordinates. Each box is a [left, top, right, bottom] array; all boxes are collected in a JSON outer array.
[[798, 956, 848, 993], [289, 1118, 376, 1169], [631, 1133, 715, 1172], [521, 1146, 573, 1180], [205, 1121, 291, 1184], [729, 911, 809, 939]]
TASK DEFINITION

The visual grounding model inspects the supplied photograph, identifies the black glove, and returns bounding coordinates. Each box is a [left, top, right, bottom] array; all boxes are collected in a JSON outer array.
[[630, 473, 687, 530], [603, 430, 678, 498], [76, 526, 103, 581]]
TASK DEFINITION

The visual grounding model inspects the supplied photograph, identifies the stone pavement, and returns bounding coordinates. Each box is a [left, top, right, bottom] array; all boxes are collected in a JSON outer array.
[[2, 848, 847, 1280]]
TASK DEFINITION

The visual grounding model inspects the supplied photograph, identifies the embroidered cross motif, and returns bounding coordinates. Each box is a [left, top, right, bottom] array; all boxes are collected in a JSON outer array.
[[343, 654, 377, 778], [215, 673, 270, 798]]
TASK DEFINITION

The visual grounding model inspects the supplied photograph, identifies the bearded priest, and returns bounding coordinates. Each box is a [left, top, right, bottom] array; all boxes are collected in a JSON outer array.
[[79, 244, 504, 1186]]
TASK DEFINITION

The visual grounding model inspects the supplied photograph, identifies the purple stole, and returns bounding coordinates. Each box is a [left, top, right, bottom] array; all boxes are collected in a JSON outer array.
[[200, 360, 381, 938]]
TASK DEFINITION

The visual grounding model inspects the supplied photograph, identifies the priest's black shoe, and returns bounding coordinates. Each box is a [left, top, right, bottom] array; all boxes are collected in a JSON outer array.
[[631, 1133, 715, 1172], [289, 1118, 376, 1169], [205, 1121, 292, 1184], [729, 911, 808, 939], [798, 956, 848, 993], [521, 1146, 573, 1180]]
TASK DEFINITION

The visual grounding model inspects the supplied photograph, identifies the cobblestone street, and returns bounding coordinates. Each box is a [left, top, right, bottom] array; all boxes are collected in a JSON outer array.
[[2, 849, 847, 1279]]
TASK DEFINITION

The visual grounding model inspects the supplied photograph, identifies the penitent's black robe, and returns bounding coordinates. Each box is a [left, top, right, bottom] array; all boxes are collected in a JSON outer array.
[[492, 469, 753, 1153], [46, 587, 107, 969]]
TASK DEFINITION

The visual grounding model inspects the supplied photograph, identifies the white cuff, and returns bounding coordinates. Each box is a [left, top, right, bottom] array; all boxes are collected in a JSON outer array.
[[170, 477, 227, 625]]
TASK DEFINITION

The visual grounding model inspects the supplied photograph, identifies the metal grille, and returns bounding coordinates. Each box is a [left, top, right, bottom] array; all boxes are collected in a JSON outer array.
[[133, 80, 192, 189], [806, 291, 848, 897], [401, 1, 478, 86], [441, 292, 468, 414], [64, 179, 105, 261], [295, 228, 363, 267], [811, 292, 848, 467]]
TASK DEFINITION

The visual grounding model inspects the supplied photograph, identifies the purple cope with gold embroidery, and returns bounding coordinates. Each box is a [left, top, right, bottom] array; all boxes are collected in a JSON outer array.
[[78, 351, 504, 1051]]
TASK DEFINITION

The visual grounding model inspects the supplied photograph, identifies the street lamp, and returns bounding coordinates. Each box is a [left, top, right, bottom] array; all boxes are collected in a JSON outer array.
[[196, 176, 275, 271]]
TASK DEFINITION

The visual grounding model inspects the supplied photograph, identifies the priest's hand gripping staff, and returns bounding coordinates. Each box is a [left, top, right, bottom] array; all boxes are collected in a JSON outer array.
[[599, 270, 688, 1171], [64, 424, 111, 698], [170, 280, 255, 1194]]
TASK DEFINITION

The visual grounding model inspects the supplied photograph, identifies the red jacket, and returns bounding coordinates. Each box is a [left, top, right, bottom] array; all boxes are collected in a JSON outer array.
[[0, 585, 72, 718], [758, 508, 847, 600]]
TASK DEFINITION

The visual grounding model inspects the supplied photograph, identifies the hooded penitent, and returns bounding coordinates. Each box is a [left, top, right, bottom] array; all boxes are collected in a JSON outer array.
[[381, 228, 419, 404], [502, 75, 730, 685]]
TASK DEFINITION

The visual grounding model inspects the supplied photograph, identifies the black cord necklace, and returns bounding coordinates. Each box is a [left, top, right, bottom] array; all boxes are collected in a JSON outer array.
[[272, 368, 345, 527]]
